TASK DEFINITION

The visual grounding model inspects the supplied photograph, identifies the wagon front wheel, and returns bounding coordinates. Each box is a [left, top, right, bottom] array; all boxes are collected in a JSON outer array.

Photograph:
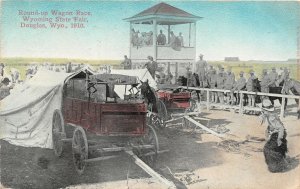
[[52, 109, 65, 157], [72, 127, 88, 175], [140, 125, 159, 167]]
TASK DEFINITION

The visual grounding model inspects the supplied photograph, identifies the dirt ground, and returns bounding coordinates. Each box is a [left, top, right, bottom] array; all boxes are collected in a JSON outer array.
[[1, 102, 300, 189]]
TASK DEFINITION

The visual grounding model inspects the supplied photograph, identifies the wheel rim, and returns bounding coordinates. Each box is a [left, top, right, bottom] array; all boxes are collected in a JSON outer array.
[[140, 125, 159, 166], [72, 127, 88, 175], [52, 110, 65, 157], [158, 99, 168, 119]]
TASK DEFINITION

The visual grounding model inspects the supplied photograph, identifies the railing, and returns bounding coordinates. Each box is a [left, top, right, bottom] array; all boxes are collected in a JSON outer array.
[[178, 86, 300, 119]]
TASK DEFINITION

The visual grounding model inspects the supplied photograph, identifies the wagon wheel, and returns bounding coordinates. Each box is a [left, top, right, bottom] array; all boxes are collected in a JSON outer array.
[[158, 99, 168, 119], [139, 125, 159, 167], [72, 127, 88, 175], [150, 99, 168, 128], [52, 109, 66, 157]]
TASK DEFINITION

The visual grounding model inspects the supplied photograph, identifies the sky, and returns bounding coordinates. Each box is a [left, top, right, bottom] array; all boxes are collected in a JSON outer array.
[[1, 1, 299, 61]]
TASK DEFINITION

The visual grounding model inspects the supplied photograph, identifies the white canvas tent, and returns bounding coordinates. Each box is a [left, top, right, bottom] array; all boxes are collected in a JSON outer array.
[[110, 69, 157, 99], [0, 67, 94, 149]]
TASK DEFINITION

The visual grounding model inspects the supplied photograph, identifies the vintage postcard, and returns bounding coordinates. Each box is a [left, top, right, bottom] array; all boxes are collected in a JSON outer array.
[[0, 1, 300, 189]]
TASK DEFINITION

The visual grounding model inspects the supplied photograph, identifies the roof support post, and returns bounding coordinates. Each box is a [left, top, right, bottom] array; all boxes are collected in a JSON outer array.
[[193, 22, 197, 61], [153, 19, 157, 61], [168, 25, 170, 44], [129, 22, 132, 59], [189, 23, 191, 47]]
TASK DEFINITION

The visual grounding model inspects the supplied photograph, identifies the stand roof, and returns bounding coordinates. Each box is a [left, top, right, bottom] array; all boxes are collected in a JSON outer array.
[[124, 2, 201, 25]]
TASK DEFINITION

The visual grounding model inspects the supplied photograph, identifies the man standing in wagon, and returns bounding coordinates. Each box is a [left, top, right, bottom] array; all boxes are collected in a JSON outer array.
[[195, 54, 208, 87]]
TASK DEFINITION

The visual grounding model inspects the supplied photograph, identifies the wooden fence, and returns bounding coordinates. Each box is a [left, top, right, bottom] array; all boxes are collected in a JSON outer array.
[[178, 86, 300, 119]]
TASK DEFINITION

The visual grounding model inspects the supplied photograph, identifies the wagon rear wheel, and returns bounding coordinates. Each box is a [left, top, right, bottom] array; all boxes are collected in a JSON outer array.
[[52, 109, 65, 157], [72, 127, 88, 175], [138, 125, 159, 167]]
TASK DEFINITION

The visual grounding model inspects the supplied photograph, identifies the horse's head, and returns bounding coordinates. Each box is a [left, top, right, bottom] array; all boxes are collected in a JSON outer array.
[[139, 79, 150, 96]]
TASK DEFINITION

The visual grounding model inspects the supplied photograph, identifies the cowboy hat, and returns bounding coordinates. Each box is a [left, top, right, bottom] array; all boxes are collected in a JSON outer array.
[[261, 99, 275, 111]]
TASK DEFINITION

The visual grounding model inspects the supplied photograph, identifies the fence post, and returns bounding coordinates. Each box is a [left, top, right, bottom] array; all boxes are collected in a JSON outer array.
[[280, 97, 286, 119], [206, 89, 210, 110], [239, 92, 243, 115]]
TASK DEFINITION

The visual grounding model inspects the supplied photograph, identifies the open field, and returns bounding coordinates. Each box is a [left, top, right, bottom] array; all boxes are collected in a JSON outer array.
[[0, 57, 299, 81]]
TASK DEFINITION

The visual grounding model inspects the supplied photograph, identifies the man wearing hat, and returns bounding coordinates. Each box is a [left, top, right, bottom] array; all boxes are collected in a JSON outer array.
[[209, 68, 218, 103], [0, 77, 13, 100], [268, 67, 278, 87], [231, 71, 246, 104], [0, 63, 4, 77], [260, 69, 271, 94], [260, 98, 288, 172], [143, 56, 158, 79], [246, 70, 257, 107], [185, 66, 193, 87], [195, 54, 208, 87], [120, 55, 132, 70], [224, 66, 235, 105], [216, 69, 226, 104]]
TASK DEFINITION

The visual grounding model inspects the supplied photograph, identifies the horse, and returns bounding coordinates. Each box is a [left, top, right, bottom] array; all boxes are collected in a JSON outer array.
[[282, 78, 300, 119], [139, 79, 158, 112], [269, 80, 287, 108], [263, 132, 288, 172], [176, 74, 201, 102]]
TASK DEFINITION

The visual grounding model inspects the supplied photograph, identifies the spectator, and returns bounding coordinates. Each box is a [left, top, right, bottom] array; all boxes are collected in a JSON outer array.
[[165, 71, 173, 85], [66, 62, 72, 73], [0, 63, 5, 82], [268, 67, 278, 87], [178, 32, 184, 47], [216, 69, 226, 104], [169, 31, 176, 45], [185, 66, 193, 87], [261, 69, 271, 93], [195, 54, 208, 87], [232, 71, 246, 105], [0, 77, 13, 100], [224, 67, 235, 105], [246, 70, 257, 107], [121, 55, 132, 70], [0, 63, 4, 77], [143, 56, 158, 79], [157, 30, 166, 45], [10, 68, 20, 84], [209, 69, 218, 103]]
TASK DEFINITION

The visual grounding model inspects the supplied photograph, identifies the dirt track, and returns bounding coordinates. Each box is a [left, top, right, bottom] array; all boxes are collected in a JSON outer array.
[[1, 103, 300, 189]]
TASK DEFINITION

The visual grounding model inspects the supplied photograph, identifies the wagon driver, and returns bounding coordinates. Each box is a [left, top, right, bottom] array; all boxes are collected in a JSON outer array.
[[195, 54, 208, 87]]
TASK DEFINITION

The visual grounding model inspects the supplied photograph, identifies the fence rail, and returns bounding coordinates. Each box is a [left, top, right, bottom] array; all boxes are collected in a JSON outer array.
[[177, 86, 300, 119]]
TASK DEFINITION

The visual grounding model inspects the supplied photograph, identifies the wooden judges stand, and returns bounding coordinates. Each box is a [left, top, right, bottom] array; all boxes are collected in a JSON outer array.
[[124, 2, 201, 64]]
